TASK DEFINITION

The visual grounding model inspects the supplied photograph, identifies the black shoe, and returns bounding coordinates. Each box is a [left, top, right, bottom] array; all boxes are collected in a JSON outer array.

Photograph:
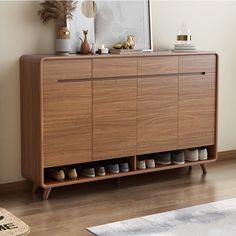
[[154, 152, 171, 165], [171, 151, 185, 164]]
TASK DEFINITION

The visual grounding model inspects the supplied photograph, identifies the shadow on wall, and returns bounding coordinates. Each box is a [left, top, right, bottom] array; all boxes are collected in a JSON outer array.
[[18, 1, 55, 54]]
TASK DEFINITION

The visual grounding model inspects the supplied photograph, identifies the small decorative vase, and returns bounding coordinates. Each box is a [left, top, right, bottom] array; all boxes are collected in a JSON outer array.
[[56, 27, 71, 55], [80, 30, 91, 55], [91, 43, 96, 55]]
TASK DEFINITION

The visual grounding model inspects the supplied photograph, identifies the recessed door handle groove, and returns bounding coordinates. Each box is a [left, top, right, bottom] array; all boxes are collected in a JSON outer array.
[[57, 78, 91, 83]]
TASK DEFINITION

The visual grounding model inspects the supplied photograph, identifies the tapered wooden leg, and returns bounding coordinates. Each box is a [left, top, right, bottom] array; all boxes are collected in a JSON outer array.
[[43, 188, 52, 200], [189, 166, 192, 172], [201, 164, 207, 174], [32, 184, 38, 194]]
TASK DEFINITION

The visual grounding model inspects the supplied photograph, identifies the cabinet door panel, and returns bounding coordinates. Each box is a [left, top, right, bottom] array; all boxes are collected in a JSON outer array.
[[178, 73, 216, 149], [93, 58, 137, 78], [44, 59, 91, 81], [93, 78, 137, 160], [43, 79, 92, 167], [137, 75, 178, 154], [179, 55, 216, 73], [138, 56, 178, 76]]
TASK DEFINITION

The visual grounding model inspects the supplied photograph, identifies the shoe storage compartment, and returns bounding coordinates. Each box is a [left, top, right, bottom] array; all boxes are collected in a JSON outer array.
[[20, 52, 218, 200], [135, 145, 216, 174], [44, 156, 137, 187], [44, 144, 216, 187]]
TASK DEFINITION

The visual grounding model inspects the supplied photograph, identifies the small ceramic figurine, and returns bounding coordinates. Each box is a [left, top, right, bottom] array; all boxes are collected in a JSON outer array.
[[127, 35, 135, 49], [113, 35, 135, 50], [113, 43, 123, 49], [80, 30, 91, 54]]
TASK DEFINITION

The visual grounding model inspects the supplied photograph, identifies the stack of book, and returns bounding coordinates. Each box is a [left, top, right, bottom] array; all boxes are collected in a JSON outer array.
[[109, 49, 143, 54]]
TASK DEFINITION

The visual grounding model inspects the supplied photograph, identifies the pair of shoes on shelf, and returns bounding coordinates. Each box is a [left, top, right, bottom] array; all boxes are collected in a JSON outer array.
[[77, 167, 96, 178], [82, 166, 106, 178], [154, 152, 184, 165], [106, 163, 130, 174], [63, 168, 77, 180], [77, 166, 106, 177], [48, 168, 77, 181], [137, 159, 155, 169], [154, 147, 208, 165], [77, 166, 108, 178], [77, 162, 130, 177], [185, 147, 208, 162]]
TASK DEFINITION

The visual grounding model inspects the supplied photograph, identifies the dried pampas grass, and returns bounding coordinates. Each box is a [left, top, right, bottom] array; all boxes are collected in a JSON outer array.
[[38, 0, 78, 26]]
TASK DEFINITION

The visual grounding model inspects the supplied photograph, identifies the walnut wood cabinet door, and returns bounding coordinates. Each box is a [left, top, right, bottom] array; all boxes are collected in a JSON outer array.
[[178, 55, 216, 149], [93, 78, 137, 160], [137, 75, 178, 155], [178, 73, 216, 149], [43, 60, 92, 167]]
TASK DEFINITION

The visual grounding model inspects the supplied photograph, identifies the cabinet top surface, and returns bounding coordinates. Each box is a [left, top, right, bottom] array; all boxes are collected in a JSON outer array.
[[21, 51, 217, 63]]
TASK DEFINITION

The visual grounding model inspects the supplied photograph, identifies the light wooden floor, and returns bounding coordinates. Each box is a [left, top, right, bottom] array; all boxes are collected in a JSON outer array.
[[1, 159, 236, 236]]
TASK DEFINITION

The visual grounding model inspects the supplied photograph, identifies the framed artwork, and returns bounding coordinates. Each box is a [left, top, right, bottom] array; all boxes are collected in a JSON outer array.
[[69, 0, 153, 53], [94, 0, 153, 51]]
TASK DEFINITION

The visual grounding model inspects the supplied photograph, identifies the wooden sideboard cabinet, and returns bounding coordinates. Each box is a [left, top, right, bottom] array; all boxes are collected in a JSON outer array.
[[20, 51, 218, 200]]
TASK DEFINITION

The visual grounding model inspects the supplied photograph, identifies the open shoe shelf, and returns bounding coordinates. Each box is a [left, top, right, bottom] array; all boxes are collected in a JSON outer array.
[[44, 146, 216, 188], [44, 158, 216, 188]]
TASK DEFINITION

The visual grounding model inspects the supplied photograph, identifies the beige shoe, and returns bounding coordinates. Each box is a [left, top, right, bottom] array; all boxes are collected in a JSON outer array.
[[63, 168, 77, 180], [48, 169, 65, 182], [137, 160, 146, 170], [145, 159, 155, 168]]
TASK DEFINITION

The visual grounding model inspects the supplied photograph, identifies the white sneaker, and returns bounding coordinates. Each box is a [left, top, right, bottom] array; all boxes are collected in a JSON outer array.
[[145, 159, 155, 168], [185, 149, 199, 162], [137, 160, 146, 170], [199, 148, 208, 160]]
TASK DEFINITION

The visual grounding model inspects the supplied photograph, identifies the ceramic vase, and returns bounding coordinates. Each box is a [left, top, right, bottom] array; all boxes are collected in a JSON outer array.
[[56, 27, 71, 55]]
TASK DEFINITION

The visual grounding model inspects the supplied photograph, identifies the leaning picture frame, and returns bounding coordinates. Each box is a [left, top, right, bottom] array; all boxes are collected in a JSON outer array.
[[94, 0, 153, 51]]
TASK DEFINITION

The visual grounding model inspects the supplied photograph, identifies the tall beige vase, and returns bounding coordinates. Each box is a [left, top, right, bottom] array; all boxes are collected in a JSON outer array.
[[56, 27, 71, 55]]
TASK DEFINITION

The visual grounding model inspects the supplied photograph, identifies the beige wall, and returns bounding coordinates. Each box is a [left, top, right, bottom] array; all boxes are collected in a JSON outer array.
[[0, 1, 54, 184], [152, 1, 236, 151], [0, 1, 236, 184]]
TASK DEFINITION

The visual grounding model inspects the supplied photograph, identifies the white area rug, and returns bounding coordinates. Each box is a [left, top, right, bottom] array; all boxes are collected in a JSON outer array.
[[0, 207, 30, 235], [88, 198, 236, 236]]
